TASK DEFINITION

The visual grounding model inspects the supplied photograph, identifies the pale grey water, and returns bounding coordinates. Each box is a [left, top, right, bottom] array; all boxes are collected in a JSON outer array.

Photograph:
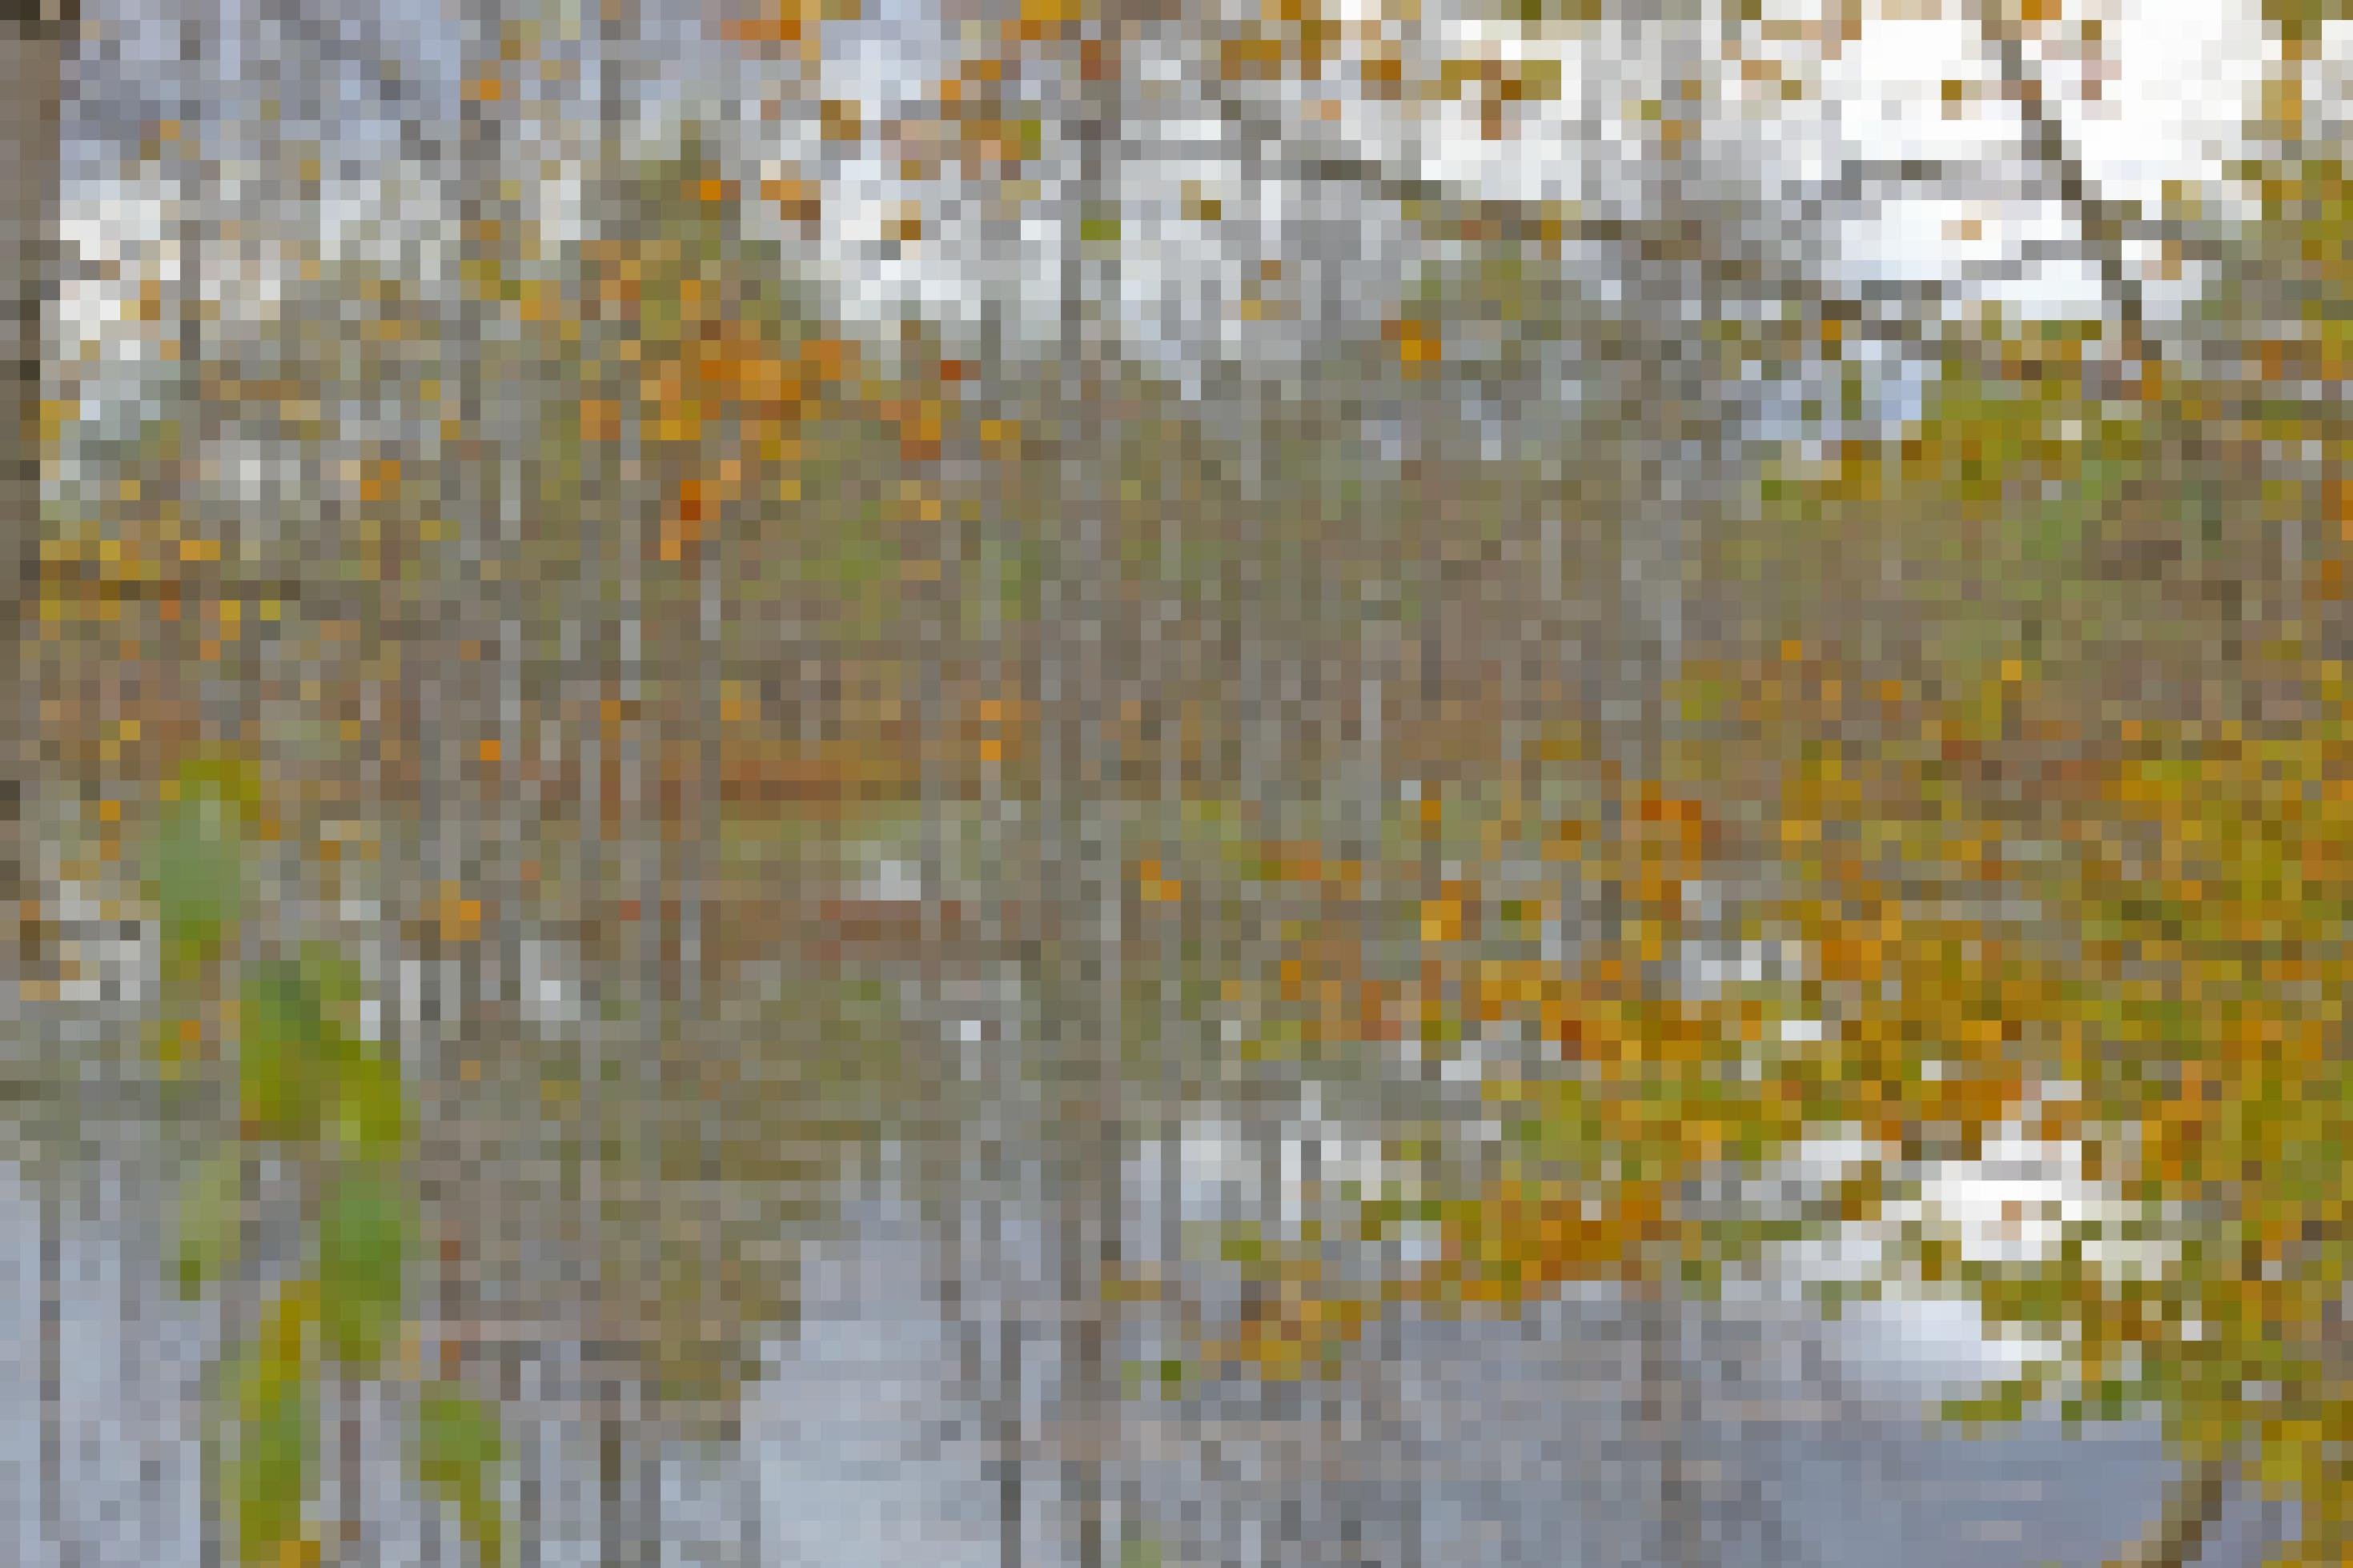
[[0, 1151, 2297, 1567], [0, 912, 2297, 1568]]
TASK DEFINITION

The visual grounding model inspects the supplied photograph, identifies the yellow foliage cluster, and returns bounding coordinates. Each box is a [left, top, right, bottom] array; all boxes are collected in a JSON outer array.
[[1192, 649, 2352, 1561]]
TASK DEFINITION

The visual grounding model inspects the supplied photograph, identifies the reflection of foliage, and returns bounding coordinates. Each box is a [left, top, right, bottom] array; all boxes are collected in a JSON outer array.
[[632, 971, 913, 1414], [530, 134, 963, 1430]]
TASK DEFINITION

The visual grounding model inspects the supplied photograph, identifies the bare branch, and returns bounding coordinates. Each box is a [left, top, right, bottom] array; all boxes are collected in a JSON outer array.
[[1974, 4, 2147, 359], [2106, 1452, 2232, 1568]]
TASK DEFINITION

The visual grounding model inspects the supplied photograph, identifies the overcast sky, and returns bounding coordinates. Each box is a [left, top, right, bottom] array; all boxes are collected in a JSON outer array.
[[61, 0, 2291, 377]]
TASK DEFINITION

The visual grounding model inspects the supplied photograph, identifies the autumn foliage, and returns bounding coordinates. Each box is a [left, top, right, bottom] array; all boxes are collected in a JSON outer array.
[[1179, 633, 2352, 1562]]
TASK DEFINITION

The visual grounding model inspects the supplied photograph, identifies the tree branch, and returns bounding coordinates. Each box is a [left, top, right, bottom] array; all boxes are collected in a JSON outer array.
[[1975, 5, 2147, 363], [2106, 1451, 2232, 1568]]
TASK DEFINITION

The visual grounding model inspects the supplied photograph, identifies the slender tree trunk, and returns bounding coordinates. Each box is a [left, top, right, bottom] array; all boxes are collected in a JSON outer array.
[[9, 9, 70, 1565], [580, 2, 665, 1558], [3, 0, 64, 956], [584, 26, 618, 1566], [971, 302, 1028, 1568], [1039, 8, 1126, 1559], [1620, 18, 1714, 1562]]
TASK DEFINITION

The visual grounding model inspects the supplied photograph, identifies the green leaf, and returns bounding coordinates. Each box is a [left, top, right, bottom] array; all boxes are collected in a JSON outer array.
[[154, 791, 243, 974], [230, 1367, 311, 1566], [1218, 1225, 1266, 1265], [318, 1165, 410, 1369], [331, 1052, 408, 1161], [239, 960, 328, 1142], [173, 1145, 247, 1300], [416, 1383, 507, 1568], [296, 944, 366, 1034], [239, 952, 371, 1145], [223, 1282, 318, 1568]]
